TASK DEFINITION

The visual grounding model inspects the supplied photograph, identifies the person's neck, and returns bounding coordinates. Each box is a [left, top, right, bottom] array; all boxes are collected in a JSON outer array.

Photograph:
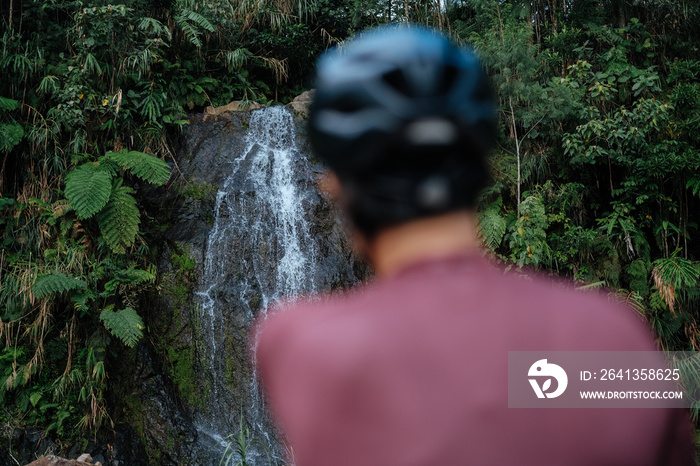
[[360, 210, 481, 278]]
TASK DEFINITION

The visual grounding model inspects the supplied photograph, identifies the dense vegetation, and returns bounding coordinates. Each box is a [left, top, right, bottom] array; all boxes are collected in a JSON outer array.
[[1, 0, 699, 459]]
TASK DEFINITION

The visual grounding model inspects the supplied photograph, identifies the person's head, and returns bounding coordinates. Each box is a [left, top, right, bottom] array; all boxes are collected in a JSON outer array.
[[309, 25, 497, 239]]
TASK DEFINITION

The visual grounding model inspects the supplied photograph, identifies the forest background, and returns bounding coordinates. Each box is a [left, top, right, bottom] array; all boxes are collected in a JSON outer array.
[[1, 0, 699, 461]]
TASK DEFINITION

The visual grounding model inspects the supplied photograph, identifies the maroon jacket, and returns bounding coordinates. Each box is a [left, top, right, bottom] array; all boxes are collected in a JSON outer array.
[[255, 253, 695, 465]]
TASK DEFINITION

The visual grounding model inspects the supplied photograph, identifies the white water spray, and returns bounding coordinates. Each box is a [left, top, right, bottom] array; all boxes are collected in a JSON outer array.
[[194, 107, 319, 464]]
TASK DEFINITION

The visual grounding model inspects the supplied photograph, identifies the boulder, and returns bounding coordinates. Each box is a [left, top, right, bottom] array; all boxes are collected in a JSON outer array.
[[288, 89, 315, 117], [204, 100, 262, 120], [24, 454, 100, 466]]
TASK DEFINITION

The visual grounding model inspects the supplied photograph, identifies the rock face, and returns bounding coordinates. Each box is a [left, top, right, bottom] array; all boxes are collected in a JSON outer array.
[[4, 424, 145, 466], [131, 104, 368, 465]]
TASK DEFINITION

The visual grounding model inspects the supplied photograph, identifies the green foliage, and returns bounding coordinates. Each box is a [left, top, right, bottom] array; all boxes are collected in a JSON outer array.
[[166, 345, 199, 407], [105, 150, 171, 186], [64, 151, 170, 253], [97, 182, 141, 254], [175, 9, 216, 48], [220, 411, 272, 466], [64, 164, 113, 220], [2, 0, 700, 452], [99, 308, 145, 348], [670, 353, 700, 423], [33, 273, 87, 298], [466, 2, 700, 363], [509, 195, 550, 267], [0, 123, 24, 152], [479, 197, 507, 250]]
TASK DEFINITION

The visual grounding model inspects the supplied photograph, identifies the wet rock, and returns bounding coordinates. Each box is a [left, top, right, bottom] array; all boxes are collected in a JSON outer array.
[[24, 454, 91, 466], [115, 104, 368, 465], [288, 89, 315, 117], [204, 101, 263, 120]]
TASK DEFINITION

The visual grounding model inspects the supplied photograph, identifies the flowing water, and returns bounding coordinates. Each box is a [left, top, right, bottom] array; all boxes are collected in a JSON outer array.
[[193, 107, 327, 464]]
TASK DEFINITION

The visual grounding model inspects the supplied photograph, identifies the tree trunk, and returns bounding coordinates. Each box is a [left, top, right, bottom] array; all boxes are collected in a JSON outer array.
[[510, 97, 522, 217], [549, 0, 558, 33], [618, 0, 626, 28]]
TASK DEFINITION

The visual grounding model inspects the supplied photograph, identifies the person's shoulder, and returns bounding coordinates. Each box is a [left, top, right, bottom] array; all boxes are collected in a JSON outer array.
[[256, 290, 360, 342], [253, 292, 366, 376], [515, 270, 658, 350]]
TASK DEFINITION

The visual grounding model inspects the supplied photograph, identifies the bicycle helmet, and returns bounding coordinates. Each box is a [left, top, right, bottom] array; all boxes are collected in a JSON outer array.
[[309, 25, 497, 235]]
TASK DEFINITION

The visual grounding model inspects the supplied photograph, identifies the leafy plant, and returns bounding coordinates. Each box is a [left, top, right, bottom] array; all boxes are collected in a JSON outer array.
[[219, 411, 273, 466], [99, 307, 145, 348], [64, 150, 170, 253], [33, 273, 87, 298]]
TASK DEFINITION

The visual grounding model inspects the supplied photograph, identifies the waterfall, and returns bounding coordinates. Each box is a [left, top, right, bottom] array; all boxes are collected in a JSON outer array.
[[194, 106, 320, 464]]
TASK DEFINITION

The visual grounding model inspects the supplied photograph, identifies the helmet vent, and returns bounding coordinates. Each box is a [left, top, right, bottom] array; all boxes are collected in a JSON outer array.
[[416, 176, 450, 209], [439, 65, 459, 94], [382, 69, 413, 97], [405, 119, 457, 145], [333, 96, 364, 113]]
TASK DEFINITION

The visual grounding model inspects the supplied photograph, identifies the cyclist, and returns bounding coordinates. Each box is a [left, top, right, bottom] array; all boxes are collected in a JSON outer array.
[[254, 25, 695, 465]]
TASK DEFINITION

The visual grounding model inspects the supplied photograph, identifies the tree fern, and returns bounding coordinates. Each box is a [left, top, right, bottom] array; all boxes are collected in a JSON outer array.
[[33, 273, 87, 298], [99, 307, 144, 347], [105, 149, 171, 186], [479, 198, 507, 250], [97, 181, 141, 254], [64, 163, 113, 219]]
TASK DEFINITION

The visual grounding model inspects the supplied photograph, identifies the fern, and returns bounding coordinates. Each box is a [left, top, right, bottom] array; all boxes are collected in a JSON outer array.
[[627, 258, 650, 296], [117, 266, 156, 284], [33, 273, 87, 298], [99, 307, 144, 347], [64, 163, 113, 219], [479, 198, 507, 250], [97, 181, 141, 254], [105, 149, 171, 186]]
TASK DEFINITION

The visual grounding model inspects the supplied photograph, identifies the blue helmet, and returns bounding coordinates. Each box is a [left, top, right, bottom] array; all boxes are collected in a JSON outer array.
[[309, 25, 497, 234]]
